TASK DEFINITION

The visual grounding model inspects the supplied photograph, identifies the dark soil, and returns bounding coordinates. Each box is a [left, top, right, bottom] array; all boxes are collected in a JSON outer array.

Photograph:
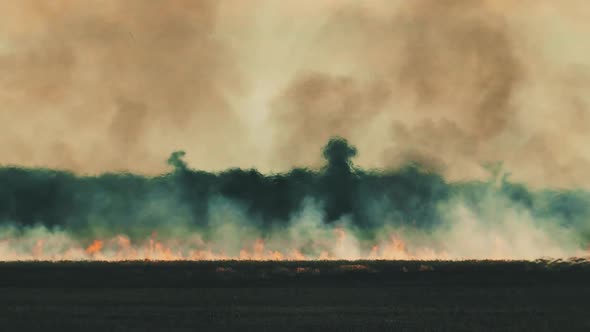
[[1, 260, 589, 331]]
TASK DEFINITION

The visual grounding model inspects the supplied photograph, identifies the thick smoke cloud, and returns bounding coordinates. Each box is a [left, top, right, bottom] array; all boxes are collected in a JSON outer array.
[[270, 0, 525, 178], [0, 0, 245, 173], [1, 1, 590, 187], [0, 138, 588, 260]]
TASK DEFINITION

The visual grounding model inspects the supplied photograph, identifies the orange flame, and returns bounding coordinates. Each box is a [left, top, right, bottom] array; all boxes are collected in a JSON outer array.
[[85, 240, 104, 255], [48, 232, 438, 261], [2, 227, 576, 261]]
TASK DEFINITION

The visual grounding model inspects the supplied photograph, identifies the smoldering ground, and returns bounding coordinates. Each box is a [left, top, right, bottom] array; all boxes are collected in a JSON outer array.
[[0, 138, 588, 261]]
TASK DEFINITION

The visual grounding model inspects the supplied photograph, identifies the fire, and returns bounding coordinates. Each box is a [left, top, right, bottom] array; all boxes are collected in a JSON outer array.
[[238, 239, 294, 260], [2, 227, 575, 261], [381, 234, 409, 259], [290, 250, 306, 260], [85, 240, 104, 255], [11, 232, 439, 261]]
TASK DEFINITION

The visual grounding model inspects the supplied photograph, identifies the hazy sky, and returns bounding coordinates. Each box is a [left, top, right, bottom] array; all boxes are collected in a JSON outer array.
[[1, 0, 589, 188]]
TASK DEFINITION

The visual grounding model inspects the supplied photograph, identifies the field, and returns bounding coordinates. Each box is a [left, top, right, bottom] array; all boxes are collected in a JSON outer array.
[[1, 260, 590, 331]]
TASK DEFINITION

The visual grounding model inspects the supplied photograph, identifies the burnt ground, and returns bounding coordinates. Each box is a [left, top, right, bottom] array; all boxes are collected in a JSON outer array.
[[1, 260, 589, 331]]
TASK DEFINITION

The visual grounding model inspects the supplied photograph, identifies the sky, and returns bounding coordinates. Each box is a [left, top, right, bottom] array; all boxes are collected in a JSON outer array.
[[0, 0, 589, 188]]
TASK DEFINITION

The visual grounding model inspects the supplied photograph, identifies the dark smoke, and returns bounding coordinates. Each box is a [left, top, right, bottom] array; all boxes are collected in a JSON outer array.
[[0, 138, 589, 256]]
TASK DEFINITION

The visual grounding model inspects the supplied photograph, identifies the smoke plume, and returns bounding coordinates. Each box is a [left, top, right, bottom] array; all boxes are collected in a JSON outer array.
[[0, 1, 589, 187], [0, 138, 588, 261], [1, 1, 589, 260]]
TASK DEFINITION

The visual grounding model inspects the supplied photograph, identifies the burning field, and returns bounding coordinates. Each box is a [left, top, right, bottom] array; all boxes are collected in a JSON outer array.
[[1, 138, 590, 262], [2, 1, 590, 330], [1, 0, 590, 264], [4, 137, 590, 330]]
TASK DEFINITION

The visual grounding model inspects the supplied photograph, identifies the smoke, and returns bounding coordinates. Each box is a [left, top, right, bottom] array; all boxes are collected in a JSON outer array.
[[0, 138, 588, 261], [0, 1, 589, 259], [0, 1, 589, 187], [271, 0, 521, 170], [0, 0, 245, 173]]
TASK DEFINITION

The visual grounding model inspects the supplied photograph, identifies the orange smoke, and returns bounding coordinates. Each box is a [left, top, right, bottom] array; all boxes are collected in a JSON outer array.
[[334, 227, 346, 241], [32, 239, 44, 258]]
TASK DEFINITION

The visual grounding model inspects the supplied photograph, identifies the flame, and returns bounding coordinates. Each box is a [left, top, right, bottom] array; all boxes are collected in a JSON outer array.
[[291, 249, 306, 260], [85, 240, 104, 255], [0, 228, 586, 261], [238, 239, 299, 260]]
